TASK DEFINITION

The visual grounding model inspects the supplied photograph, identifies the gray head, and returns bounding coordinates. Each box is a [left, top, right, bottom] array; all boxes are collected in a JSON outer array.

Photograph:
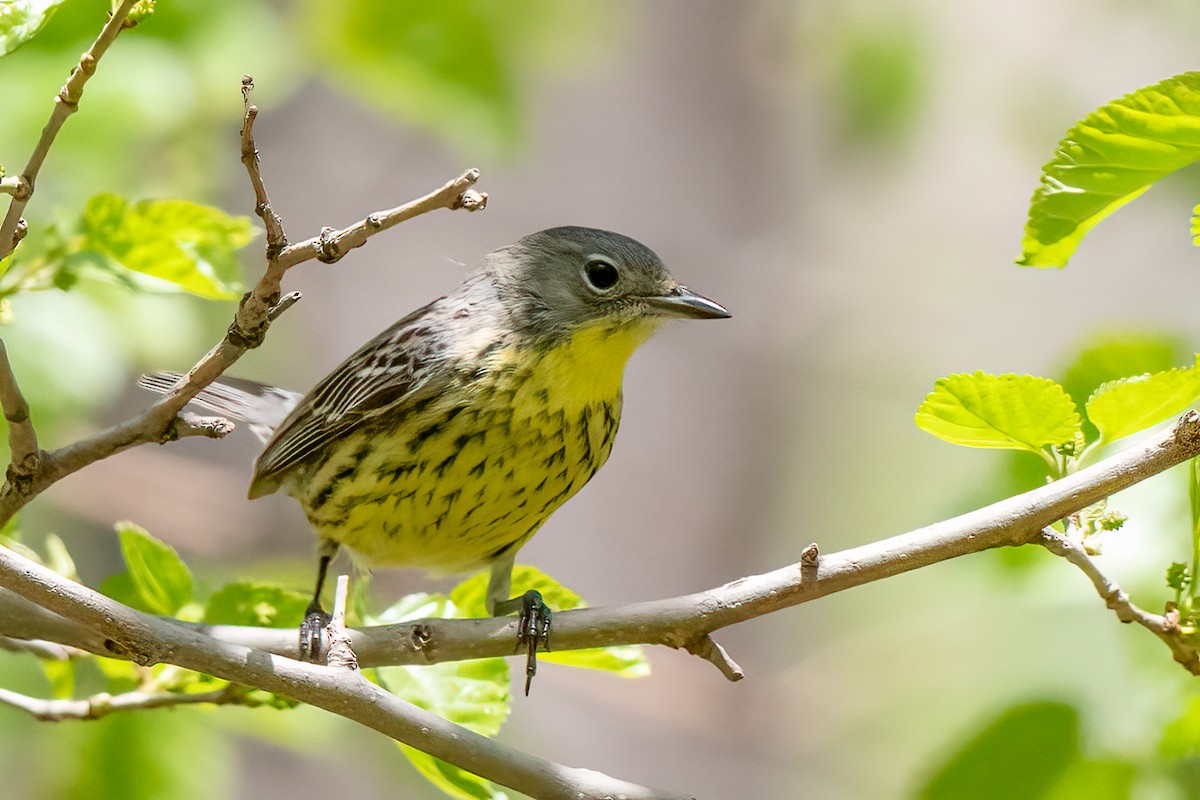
[[482, 226, 729, 341]]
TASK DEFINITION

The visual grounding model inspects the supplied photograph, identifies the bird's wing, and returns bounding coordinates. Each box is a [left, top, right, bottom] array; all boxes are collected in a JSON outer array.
[[249, 300, 453, 498]]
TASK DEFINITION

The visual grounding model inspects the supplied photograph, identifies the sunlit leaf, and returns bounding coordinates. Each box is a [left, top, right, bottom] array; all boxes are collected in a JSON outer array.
[[1019, 72, 1200, 268], [399, 746, 507, 800], [915, 372, 1080, 452], [79, 194, 253, 300], [918, 702, 1079, 800], [108, 520, 192, 616], [1059, 331, 1187, 441], [204, 582, 309, 627], [0, 0, 67, 56], [1086, 360, 1200, 443]]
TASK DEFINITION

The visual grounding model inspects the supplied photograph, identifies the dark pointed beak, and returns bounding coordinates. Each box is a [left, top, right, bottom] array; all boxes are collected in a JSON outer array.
[[645, 285, 731, 320]]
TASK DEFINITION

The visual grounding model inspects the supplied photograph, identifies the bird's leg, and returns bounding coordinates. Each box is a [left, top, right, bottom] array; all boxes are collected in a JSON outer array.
[[486, 551, 551, 695], [298, 540, 338, 662]]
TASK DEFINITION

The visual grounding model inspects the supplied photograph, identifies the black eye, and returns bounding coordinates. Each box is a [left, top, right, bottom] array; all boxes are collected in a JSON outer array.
[[583, 258, 619, 292]]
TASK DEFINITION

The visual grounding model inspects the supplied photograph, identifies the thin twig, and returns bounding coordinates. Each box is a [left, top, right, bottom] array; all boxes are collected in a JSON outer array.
[[274, 169, 486, 268], [0, 683, 255, 722], [0, 0, 141, 260], [1035, 527, 1200, 674], [0, 340, 39, 488], [239, 76, 287, 259], [326, 574, 357, 670]]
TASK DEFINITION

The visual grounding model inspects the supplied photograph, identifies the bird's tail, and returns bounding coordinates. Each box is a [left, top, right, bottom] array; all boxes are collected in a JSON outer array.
[[138, 371, 303, 444]]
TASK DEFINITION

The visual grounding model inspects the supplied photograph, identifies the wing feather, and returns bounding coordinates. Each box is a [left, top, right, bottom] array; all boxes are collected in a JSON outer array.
[[249, 301, 449, 497]]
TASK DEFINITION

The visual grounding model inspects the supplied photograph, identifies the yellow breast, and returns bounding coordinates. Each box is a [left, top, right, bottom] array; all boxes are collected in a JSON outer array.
[[297, 319, 659, 574]]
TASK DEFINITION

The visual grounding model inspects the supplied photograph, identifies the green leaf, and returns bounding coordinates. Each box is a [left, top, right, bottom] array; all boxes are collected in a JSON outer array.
[[1192, 203, 1200, 246], [1059, 332, 1188, 441], [451, 565, 651, 677], [917, 702, 1079, 800], [203, 582, 309, 627], [1162, 694, 1200, 758], [79, 194, 254, 300], [109, 521, 192, 616], [1019, 72, 1200, 268], [915, 372, 1081, 452], [399, 746, 508, 800], [1044, 761, 1135, 800], [0, 0, 67, 56], [1086, 360, 1200, 443]]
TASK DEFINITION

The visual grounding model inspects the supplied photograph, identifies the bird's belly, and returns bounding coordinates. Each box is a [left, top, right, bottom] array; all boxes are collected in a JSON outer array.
[[296, 396, 620, 574]]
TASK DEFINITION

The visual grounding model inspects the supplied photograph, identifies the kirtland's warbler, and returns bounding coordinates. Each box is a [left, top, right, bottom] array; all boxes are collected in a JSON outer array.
[[142, 226, 729, 690]]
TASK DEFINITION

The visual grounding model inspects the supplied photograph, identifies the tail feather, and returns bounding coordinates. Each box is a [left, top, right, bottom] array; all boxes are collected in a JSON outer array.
[[138, 371, 302, 444]]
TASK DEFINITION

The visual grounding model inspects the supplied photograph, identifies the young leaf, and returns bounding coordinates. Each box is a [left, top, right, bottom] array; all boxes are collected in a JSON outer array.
[[1019, 72, 1200, 268], [0, 0, 67, 56], [79, 194, 254, 300], [203, 582, 309, 627], [1085, 362, 1200, 443], [1058, 331, 1188, 441], [915, 372, 1081, 452], [111, 521, 192, 616]]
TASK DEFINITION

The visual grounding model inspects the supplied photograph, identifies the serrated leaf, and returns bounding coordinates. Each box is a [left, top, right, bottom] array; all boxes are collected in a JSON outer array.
[[1019, 72, 1200, 268], [0, 0, 67, 56], [915, 372, 1081, 452], [1086, 361, 1200, 443], [1059, 331, 1187, 442], [918, 702, 1079, 800], [111, 521, 192, 616], [79, 194, 254, 300], [204, 582, 309, 627], [399, 746, 507, 800]]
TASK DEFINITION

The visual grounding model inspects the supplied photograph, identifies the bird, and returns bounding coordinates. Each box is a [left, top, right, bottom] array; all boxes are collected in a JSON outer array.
[[141, 226, 729, 692]]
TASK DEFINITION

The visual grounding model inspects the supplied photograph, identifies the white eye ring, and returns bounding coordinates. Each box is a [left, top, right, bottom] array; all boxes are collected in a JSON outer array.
[[582, 257, 620, 293]]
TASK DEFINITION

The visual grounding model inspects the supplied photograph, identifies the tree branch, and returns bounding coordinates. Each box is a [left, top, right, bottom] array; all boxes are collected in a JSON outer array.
[[1035, 527, 1200, 673], [0, 546, 687, 800], [0, 0, 141, 260], [6, 413, 1199, 680]]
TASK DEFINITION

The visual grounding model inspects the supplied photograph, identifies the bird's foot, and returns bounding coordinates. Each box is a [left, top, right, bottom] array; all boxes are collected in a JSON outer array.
[[299, 602, 332, 663], [514, 589, 552, 696]]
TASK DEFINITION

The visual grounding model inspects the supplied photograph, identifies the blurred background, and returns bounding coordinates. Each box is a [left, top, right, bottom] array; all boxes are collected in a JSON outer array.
[[3, 0, 1200, 797]]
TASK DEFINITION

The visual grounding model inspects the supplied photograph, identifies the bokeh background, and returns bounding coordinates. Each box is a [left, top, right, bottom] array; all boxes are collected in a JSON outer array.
[[3, 0, 1200, 797]]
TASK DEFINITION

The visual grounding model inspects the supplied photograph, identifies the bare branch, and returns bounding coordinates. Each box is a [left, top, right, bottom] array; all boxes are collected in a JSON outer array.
[[0, 683, 256, 722], [275, 169, 486, 268], [0, 546, 687, 800], [0, 0, 142, 260], [239, 76, 288, 259], [1035, 527, 1200, 674], [0, 340, 39, 489], [9, 413, 1200, 681]]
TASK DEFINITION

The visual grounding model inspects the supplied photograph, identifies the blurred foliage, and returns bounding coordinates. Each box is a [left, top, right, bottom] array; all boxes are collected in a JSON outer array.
[[917, 702, 1136, 800], [0, 0, 67, 56]]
